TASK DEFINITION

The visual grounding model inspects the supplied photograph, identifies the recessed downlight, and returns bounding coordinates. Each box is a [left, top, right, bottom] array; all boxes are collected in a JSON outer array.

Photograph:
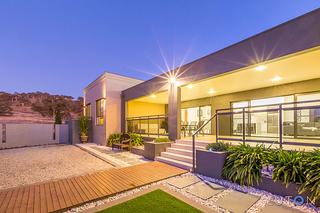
[[150, 94, 157, 98], [270, 75, 282, 82], [187, 84, 194, 89], [208, 89, 216, 94], [254, 65, 267, 71]]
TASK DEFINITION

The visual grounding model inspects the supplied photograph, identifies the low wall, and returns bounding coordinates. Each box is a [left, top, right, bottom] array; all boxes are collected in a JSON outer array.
[[0, 123, 69, 149]]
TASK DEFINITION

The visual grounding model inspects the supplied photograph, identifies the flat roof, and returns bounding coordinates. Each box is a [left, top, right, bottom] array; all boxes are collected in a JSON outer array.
[[122, 8, 320, 101]]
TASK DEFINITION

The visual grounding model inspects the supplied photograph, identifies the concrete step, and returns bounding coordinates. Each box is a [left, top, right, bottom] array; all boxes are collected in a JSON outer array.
[[160, 152, 193, 163], [171, 143, 205, 151], [156, 156, 192, 171], [166, 147, 193, 157], [175, 139, 212, 147]]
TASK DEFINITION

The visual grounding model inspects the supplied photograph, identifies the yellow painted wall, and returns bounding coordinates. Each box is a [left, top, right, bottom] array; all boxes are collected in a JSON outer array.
[[127, 101, 166, 117]]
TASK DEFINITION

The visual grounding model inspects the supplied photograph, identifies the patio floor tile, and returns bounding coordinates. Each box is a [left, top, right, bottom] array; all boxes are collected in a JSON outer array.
[[214, 190, 260, 213], [167, 175, 201, 189], [261, 202, 303, 213], [187, 182, 225, 199]]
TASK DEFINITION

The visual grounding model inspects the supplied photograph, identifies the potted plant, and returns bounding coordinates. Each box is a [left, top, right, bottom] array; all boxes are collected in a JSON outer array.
[[196, 142, 230, 179], [79, 116, 89, 143], [144, 137, 171, 160]]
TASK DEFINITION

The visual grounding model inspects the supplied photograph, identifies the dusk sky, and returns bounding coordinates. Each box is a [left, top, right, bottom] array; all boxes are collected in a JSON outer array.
[[0, 1, 319, 98]]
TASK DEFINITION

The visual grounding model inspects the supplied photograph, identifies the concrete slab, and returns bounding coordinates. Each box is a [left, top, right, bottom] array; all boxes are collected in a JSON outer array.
[[187, 182, 225, 199], [214, 190, 260, 213], [261, 202, 303, 213], [167, 176, 201, 189]]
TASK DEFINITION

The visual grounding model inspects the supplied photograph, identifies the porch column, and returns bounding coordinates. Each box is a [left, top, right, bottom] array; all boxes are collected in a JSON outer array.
[[168, 83, 181, 141]]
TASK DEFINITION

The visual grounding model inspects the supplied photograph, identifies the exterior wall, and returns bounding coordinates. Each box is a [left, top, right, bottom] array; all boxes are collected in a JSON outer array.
[[181, 78, 320, 135], [84, 73, 142, 145], [127, 101, 166, 117], [0, 124, 68, 149]]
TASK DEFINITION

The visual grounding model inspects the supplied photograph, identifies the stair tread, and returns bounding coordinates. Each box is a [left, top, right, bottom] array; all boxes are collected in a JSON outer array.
[[162, 152, 192, 159], [167, 148, 192, 152], [156, 156, 192, 166]]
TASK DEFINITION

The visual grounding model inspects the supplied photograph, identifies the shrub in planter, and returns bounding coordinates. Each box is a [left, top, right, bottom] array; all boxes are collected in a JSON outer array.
[[154, 137, 170, 143], [79, 116, 89, 143], [299, 149, 320, 203], [268, 150, 306, 187], [206, 142, 230, 152], [107, 133, 121, 146], [222, 144, 269, 186], [128, 133, 144, 146]]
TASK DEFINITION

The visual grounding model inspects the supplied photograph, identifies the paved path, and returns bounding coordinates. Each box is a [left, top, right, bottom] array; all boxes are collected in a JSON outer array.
[[166, 175, 305, 213], [0, 162, 187, 213]]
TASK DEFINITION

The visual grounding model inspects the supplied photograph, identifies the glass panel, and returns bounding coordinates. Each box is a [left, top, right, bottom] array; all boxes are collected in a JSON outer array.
[[296, 93, 320, 139], [96, 99, 105, 125], [199, 106, 212, 134], [232, 101, 249, 135]]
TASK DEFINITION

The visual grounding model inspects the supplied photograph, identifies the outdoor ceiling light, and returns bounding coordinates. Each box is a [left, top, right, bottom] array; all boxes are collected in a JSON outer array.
[[208, 89, 216, 94], [270, 75, 282, 82], [187, 84, 194, 89], [150, 94, 157, 98], [169, 77, 177, 84], [254, 65, 267, 71]]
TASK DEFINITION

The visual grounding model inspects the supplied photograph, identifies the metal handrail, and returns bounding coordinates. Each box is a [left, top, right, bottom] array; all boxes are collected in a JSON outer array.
[[192, 113, 217, 172]]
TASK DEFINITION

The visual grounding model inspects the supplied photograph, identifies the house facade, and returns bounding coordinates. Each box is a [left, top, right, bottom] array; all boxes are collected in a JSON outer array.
[[83, 72, 142, 145], [85, 9, 320, 152]]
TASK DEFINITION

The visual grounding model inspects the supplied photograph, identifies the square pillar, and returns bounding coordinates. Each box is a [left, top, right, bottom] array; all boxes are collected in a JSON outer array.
[[168, 84, 181, 141]]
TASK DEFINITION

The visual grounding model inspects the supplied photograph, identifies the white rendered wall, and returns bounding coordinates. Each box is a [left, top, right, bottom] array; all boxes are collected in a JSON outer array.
[[0, 124, 68, 149]]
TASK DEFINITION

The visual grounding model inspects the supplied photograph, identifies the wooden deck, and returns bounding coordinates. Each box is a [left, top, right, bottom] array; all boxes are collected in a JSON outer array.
[[0, 162, 187, 213]]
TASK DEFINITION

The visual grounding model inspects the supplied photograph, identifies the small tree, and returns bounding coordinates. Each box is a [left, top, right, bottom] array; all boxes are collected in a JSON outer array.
[[55, 109, 62, 124]]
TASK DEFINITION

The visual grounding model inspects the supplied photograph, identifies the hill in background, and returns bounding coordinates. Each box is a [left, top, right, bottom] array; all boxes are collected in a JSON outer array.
[[0, 92, 83, 124]]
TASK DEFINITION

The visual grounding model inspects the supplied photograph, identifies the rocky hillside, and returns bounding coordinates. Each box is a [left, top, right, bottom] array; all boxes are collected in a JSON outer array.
[[0, 92, 83, 124]]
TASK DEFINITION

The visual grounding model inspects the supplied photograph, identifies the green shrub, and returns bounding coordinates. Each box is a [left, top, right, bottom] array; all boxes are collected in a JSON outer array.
[[154, 138, 170, 143], [269, 150, 306, 187], [107, 133, 121, 146], [129, 133, 144, 146], [206, 142, 230, 151], [222, 144, 269, 186], [299, 149, 320, 202]]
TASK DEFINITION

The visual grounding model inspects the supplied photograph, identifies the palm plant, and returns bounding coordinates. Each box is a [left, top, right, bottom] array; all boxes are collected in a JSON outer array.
[[222, 144, 269, 186], [299, 149, 320, 202], [269, 150, 306, 187]]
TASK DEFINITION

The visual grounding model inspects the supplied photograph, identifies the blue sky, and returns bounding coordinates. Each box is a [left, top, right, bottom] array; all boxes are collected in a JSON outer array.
[[0, 1, 319, 98]]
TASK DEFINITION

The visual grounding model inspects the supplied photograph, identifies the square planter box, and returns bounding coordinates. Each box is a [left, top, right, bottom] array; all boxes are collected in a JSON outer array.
[[195, 149, 228, 179], [143, 142, 172, 160]]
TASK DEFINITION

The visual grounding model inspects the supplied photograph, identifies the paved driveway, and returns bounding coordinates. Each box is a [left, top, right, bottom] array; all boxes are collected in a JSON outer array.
[[0, 145, 113, 190]]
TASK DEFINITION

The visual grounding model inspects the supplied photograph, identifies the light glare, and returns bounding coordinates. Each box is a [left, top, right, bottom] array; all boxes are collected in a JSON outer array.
[[270, 75, 282, 82], [254, 65, 267, 71]]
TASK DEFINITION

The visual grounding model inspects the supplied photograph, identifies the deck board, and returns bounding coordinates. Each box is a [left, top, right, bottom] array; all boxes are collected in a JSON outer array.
[[0, 161, 186, 213]]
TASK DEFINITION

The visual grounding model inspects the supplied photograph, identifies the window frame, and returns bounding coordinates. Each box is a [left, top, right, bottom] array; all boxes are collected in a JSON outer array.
[[95, 98, 105, 126]]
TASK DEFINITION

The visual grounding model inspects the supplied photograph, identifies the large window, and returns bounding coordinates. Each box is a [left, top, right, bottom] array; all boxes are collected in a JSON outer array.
[[232, 96, 294, 137], [96, 99, 105, 125], [84, 104, 91, 118]]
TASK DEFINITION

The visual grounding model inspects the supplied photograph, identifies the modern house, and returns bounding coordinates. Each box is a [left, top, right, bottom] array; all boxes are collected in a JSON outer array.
[[84, 9, 320, 169]]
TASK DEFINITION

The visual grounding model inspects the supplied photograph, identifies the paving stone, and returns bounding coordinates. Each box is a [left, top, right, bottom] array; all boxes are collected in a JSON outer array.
[[261, 202, 303, 213], [187, 182, 225, 199], [167, 176, 201, 189], [214, 190, 260, 213]]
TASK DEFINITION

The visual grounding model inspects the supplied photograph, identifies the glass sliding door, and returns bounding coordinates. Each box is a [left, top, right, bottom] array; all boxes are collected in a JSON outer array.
[[181, 105, 212, 135]]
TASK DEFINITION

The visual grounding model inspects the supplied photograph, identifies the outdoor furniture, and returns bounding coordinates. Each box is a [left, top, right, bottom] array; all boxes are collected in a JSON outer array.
[[112, 133, 131, 151]]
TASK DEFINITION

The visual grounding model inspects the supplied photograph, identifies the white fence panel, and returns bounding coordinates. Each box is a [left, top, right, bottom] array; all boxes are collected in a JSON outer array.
[[0, 124, 69, 149]]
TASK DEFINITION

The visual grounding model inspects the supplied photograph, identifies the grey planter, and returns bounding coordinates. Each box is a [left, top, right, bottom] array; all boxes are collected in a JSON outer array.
[[143, 142, 172, 160], [130, 146, 144, 156], [195, 149, 228, 179], [256, 177, 320, 207]]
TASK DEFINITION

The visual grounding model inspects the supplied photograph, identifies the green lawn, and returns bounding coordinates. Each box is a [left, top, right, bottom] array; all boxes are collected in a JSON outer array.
[[97, 189, 202, 213]]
